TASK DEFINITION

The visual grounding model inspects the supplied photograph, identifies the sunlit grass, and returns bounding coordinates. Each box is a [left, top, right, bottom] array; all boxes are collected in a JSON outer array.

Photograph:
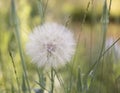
[[1, 0, 120, 93]]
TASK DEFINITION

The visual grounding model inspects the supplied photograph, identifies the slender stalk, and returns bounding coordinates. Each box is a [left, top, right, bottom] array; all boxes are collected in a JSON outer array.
[[108, 0, 112, 15], [9, 51, 21, 93], [83, 0, 109, 92], [84, 37, 120, 84], [37, 0, 48, 24], [36, 68, 48, 92], [77, 67, 83, 93], [11, 0, 31, 93], [69, 0, 94, 92], [43, 0, 48, 18], [102, 37, 120, 57], [51, 68, 54, 93], [53, 69, 67, 93], [37, 0, 44, 23], [92, 0, 108, 71], [74, 0, 92, 61]]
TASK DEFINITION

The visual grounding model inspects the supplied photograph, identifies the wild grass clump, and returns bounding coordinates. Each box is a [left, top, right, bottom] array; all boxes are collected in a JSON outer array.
[[1, 0, 120, 93]]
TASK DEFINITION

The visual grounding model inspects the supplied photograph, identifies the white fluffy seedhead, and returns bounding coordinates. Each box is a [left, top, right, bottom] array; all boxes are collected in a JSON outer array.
[[26, 22, 76, 68]]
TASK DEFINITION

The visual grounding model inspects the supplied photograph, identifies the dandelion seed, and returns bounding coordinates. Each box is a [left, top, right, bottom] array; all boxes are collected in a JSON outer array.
[[26, 22, 76, 68]]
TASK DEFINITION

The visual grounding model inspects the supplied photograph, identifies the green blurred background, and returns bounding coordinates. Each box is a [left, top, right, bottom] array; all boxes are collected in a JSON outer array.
[[0, 0, 120, 93]]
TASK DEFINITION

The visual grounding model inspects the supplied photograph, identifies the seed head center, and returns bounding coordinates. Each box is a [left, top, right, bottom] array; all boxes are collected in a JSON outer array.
[[46, 43, 56, 53]]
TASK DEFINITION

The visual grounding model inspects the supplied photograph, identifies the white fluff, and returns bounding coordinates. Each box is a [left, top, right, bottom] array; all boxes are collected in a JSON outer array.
[[26, 22, 76, 68]]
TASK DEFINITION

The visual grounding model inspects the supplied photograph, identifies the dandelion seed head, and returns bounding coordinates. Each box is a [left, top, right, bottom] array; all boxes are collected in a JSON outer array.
[[26, 22, 76, 68]]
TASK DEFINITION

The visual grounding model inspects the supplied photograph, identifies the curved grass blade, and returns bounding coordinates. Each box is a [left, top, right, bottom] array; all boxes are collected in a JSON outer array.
[[11, 0, 31, 92], [22, 75, 27, 93], [77, 67, 83, 93], [9, 50, 21, 93], [83, 0, 113, 90]]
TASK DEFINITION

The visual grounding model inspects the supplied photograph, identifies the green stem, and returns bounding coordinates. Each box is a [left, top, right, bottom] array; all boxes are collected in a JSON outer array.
[[83, 0, 108, 92], [53, 69, 67, 93], [9, 51, 21, 93], [108, 0, 112, 15], [11, 0, 31, 93], [51, 68, 54, 93]]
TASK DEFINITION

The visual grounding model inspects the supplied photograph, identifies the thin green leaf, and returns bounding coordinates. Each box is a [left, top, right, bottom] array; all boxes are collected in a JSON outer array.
[[36, 68, 47, 92], [11, 83, 15, 93], [37, 0, 48, 24], [9, 50, 21, 93], [11, 0, 31, 92], [53, 68, 67, 93], [77, 67, 83, 93], [22, 75, 27, 93]]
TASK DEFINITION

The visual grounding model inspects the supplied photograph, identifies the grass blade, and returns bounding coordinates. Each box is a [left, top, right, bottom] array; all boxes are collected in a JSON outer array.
[[11, 83, 15, 93], [37, 0, 48, 24], [9, 50, 21, 93], [36, 68, 47, 92], [11, 0, 31, 92], [22, 75, 27, 93], [83, 0, 110, 90], [85, 0, 109, 78], [77, 67, 83, 93]]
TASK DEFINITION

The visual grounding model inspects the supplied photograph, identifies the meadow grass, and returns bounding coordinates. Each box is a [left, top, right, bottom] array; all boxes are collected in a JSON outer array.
[[11, 0, 31, 92], [1, 0, 120, 93]]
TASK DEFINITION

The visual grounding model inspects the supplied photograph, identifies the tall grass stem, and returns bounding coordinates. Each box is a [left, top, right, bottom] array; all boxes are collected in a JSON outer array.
[[11, 0, 31, 92], [9, 51, 21, 93]]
